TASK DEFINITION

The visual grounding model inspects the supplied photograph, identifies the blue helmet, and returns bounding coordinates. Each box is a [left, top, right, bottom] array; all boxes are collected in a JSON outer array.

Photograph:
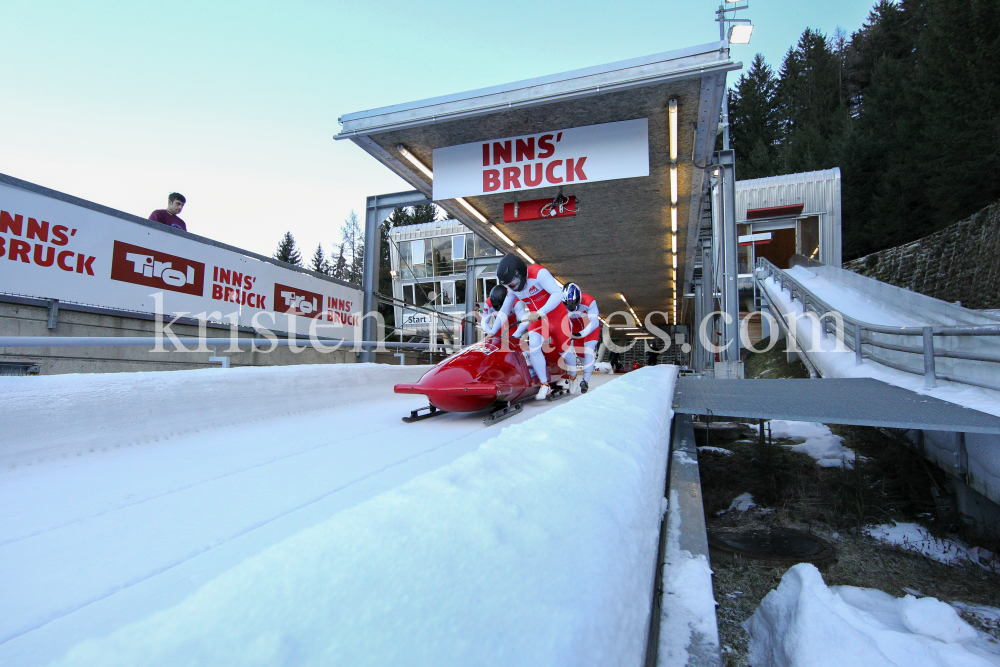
[[563, 283, 581, 311]]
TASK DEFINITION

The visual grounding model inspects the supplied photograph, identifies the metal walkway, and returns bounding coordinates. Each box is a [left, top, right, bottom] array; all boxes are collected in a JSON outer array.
[[673, 377, 1000, 434]]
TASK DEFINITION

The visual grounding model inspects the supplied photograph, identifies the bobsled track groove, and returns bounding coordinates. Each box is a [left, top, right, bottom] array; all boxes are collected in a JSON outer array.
[[1, 415, 491, 644], [1, 413, 446, 549], [0, 367, 619, 665]]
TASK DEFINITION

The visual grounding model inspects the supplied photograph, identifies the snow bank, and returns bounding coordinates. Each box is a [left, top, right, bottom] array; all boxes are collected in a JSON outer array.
[[50, 366, 679, 667], [745, 563, 1000, 666], [0, 363, 429, 468], [769, 420, 857, 469]]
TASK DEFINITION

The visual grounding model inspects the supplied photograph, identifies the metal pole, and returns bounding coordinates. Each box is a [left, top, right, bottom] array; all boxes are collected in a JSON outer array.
[[693, 280, 704, 372], [718, 150, 739, 361], [362, 196, 382, 363], [923, 326, 937, 388]]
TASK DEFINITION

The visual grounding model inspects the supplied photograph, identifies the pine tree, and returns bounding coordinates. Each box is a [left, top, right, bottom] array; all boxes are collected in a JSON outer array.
[[728, 54, 781, 180], [839, 0, 926, 257], [917, 0, 1000, 229], [309, 244, 330, 275], [776, 28, 845, 174], [329, 243, 348, 280], [384, 204, 441, 227], [273, 231, 301, 266]]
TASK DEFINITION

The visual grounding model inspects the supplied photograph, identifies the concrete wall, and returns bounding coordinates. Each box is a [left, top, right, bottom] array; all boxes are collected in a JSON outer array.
[[0, 296, 358, 375]]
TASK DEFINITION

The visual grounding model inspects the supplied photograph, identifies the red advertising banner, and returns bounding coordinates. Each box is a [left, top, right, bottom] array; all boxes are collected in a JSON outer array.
[[110, 241, 205, 296]]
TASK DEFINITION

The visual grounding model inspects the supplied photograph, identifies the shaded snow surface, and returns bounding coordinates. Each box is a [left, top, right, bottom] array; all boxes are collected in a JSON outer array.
[[769, 420, 857, 469], [866, 522, 973, 566], [50, 365, 679, 667], [745, 563, 1000, 666]]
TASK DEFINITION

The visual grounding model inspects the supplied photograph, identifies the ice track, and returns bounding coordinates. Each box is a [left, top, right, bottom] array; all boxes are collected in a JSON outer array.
[[0, 363, 616, 666]]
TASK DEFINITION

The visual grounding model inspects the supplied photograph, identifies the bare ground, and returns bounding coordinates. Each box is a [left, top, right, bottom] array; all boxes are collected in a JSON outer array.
[[704, 348, 1000, 665]]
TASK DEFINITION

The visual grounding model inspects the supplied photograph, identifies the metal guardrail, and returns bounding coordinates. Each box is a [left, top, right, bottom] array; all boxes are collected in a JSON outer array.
[[756, 258, 1000, 392]]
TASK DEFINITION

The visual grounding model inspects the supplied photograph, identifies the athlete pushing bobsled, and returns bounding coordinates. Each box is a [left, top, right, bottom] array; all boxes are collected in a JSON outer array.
[[485, 253, 578, 400], [483, 285, 528, 343], [562, 282, 600, 394]]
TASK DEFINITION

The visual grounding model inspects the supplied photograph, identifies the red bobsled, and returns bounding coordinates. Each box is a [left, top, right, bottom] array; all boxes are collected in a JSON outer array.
[[394, 336, 570, 415]]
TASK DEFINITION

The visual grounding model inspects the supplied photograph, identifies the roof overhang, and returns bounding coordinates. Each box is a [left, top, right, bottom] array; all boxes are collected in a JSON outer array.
[[337, 42, 740, 324]]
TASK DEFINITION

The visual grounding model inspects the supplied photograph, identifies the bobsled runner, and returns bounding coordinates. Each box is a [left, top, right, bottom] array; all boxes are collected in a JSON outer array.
[[394, 336, 571, 425]]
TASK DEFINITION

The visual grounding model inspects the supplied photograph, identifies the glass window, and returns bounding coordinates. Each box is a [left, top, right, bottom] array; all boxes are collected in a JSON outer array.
[[798, 217, 820, 260], [452, 235, 465, 260], [440, 281, 455, 307], [455, 280, 466, 306], [398, 241, 413, 280], [410, 239, 426, 278], [432, 236, 453, 276], [403, 284, 415, 305], [413, 282, 432, 307]]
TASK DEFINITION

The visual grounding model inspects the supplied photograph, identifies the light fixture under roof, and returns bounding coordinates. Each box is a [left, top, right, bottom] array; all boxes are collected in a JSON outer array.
[[456, 197, 488, 224], [397, 144, 434, 180]]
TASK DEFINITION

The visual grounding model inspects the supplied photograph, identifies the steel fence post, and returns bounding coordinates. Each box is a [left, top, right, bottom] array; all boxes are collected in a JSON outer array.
[[854, 325, 864, 365], [923, 326, 937, 388]]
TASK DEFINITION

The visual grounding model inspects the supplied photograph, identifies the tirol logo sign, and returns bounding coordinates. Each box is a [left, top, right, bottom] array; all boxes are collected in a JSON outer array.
[[110, 241, 205, 296], [431, 118, 649, 200], [274, 283, 323, 319]]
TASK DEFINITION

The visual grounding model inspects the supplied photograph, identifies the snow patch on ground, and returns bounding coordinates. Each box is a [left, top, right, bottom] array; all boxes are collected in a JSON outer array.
[[952, 603, 1000, 626], [745, 563, 1000, 666], [769, 420, 857, 468], [727, 493, 756, 513], [698, 446, 734, 456], [866, 522, 975, 566], [49, 366, 679, 667]]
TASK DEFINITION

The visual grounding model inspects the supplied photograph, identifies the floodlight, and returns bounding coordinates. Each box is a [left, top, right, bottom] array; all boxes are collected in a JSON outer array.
[[728, 24, 753, 44]]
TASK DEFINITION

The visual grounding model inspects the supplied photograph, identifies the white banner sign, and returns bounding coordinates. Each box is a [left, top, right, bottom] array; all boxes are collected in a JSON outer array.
[[0, 182, 362, 339], [432, 118, 649, 200]]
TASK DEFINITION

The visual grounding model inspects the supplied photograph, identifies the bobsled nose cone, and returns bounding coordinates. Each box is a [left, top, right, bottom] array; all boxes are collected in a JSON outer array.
[[396, 366, 500, 412]]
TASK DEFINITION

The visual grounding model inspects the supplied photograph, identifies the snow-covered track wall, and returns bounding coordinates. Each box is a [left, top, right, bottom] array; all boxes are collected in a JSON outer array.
[[1, 363, 428, 468], [36, 366, 678, 667]]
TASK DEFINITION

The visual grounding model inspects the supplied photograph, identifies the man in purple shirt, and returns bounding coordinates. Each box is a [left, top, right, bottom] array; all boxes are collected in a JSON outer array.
[[149, 193, 187, 231]]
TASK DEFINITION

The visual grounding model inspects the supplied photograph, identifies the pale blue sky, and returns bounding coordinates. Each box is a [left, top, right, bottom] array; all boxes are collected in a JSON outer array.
[[0, 0, 875, 260]]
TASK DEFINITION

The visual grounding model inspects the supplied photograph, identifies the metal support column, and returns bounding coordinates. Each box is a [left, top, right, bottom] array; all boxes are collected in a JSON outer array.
[[693, 279, 705, 372], [717, 150, 739, 361], [463, 256, 502, 345], [699, 240, 716, 370], [361, 190, 432, 362]]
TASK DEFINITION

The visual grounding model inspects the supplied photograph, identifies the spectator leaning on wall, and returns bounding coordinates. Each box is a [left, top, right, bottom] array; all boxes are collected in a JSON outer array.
[[149, 193, 187, 231]]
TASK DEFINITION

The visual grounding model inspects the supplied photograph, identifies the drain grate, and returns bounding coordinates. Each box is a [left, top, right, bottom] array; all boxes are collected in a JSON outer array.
[[708, 527, 835, 568], [0, 362, 40, 376]]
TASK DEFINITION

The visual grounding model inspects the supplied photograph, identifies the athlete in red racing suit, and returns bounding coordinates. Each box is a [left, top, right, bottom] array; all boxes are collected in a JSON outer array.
[[486, 253, 575, 400], [563, 283, 601, 394]]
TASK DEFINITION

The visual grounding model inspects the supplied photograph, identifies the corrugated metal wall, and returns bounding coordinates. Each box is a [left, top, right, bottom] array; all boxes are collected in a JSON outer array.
[[736, 168, 842, 267]]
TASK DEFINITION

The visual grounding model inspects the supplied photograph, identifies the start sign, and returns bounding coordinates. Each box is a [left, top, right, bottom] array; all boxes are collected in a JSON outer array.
[[432, 119, 649, 200]]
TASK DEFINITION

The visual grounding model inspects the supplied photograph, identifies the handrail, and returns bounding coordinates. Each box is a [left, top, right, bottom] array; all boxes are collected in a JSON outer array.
[[755, 258, 1000, 392]]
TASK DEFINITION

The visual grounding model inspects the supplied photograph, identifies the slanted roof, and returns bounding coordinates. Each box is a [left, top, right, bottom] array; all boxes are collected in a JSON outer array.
[[337, 42, 740, 323]]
